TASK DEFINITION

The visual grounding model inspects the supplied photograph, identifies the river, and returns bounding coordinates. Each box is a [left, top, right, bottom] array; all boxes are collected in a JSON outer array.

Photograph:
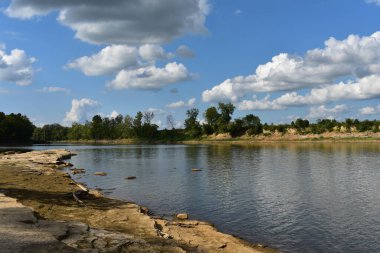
[[5, 143, 380, 253]]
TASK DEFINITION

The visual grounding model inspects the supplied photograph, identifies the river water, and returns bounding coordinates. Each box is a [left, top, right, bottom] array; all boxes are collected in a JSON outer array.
[[8, 143, 380, 253]]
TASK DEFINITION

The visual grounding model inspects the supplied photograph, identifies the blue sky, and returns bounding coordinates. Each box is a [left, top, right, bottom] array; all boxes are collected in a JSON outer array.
[[1, 0, 380, 127]]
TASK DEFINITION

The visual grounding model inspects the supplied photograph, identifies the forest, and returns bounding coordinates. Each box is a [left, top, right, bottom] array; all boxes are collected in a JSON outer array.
[[0, 112, 35, 144], [29, 103, 380, 143]]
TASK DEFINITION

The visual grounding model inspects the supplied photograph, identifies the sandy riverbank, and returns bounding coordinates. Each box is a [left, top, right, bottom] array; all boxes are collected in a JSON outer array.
[[53, 131, 380, 146], [0, 149, 277, 253]]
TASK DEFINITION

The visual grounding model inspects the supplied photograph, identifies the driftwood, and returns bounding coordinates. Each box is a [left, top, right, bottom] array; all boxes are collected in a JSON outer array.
[[72, 192, 83, 204], [75, 183, 89, 192]]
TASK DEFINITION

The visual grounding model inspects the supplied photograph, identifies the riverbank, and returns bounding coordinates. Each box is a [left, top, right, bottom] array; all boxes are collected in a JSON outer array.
[[0, 149, 277, 253], [50, 132, 380, 146]]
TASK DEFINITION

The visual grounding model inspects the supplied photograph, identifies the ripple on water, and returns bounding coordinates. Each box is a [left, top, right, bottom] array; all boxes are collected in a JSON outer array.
[[18, 143, 380, 253]]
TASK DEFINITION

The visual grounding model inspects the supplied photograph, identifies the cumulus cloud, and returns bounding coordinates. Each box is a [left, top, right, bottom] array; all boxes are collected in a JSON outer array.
[[274, 75, 380, 106], [202, 32, 380, 103], [166, 97, 196, 109], [139, 44, 173, 62], [107, 110, 120, 119], [0, 47, 36, 86], [359, 104, 380, 115], [64, 98, 100, 124], [176, 45, 196, 58], [237, 75, 380, 110], [107, 62, 193, 90], [360, 106, 377, 115], [146, 108, 166, 116], [67, 45, 138, 76], [5, 0, 210, 45], [237, 96, 284, 111], [38, 86, 70, 93], [307, 105, 348, 119]]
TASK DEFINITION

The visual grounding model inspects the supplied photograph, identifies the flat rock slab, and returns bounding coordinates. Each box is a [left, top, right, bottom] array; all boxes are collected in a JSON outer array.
[[0, 193, 143, 253], [0, 193, 78, 253]]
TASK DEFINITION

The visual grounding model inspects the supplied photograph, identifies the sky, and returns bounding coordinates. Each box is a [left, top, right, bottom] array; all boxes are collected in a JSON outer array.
[[1, 0, 380, 128]]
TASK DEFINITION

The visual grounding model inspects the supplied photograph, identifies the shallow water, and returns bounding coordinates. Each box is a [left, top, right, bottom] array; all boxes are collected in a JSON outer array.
[[5, 143, 380, 253]]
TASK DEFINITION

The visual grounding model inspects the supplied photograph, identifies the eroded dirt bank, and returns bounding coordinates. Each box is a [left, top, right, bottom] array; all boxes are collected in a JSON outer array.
[[0, 149, 277, 253]]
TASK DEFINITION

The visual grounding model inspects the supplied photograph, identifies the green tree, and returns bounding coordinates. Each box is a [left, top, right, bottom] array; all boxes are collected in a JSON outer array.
[[133, 112, 143, 137], [0, 113, 35, 143], [242, 114, 262, 135], [204, 106, 220, 133], [91, 115, 103, 140], [184, 108, 201, 138]]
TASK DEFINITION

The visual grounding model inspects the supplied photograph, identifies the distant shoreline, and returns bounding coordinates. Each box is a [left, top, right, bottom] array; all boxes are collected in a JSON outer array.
[[48, 132, 380, 145]]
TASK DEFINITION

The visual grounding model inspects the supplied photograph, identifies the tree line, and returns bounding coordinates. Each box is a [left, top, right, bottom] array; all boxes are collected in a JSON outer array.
[[0, 112, 35, 144], [30, 103, 380, 143], [1, 105, 378, 144]]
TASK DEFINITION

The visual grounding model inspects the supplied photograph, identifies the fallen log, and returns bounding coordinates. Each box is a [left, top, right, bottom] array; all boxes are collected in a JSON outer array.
[[72, 192, 83, 204]]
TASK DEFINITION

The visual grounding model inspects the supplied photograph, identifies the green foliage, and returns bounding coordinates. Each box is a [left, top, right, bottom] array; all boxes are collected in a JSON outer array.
[[0, 112, 35, 143], [229, 114, 262, 137], [33, 124, 68, 142], [203, 103, 235, 134], [184, 108, 201, 138], [311, 119, 337, 134], [15, 106, 380, 143], [242, 114, 262, 135], [204, 106, 219, 133]]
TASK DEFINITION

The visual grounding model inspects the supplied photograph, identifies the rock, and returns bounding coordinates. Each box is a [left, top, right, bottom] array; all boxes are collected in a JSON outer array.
[[191, 168, 202, 172], [4, 151, 16, 155], [94, 172, 107, 176], [139, 206, 149, 214], [176, 213, 188, 220], [126, 176, 136, 180], [62, 172, 71, 178], [218, 242, 227, 249], [70, 168, 85, 175], [89, 189, 103, 198]]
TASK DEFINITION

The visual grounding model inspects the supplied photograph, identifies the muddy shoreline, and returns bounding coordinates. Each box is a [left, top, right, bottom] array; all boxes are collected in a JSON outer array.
[[0, 149, 277, 253]]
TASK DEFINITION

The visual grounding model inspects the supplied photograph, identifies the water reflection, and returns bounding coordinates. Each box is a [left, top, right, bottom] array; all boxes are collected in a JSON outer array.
[[6, 143, 380, 253]]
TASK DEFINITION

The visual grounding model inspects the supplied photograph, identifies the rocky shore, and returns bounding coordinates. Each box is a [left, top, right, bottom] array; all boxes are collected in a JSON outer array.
[[0, 149, 277, 253]]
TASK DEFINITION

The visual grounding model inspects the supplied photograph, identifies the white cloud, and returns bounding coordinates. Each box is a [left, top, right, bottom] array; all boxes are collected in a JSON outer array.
[[234, 75, 380, 110], [139, 44, 173, 62], [147, 108, 166, 116], [359, 104, 380, 115], [307, 105, 348, 119], [107, 110, 120, 119], [67, 44, 194, 90], [360, 106, 377, 115], [166, 97, 196, 109], [5, 0, 210, 45], [176, 45, 196, 58], [234, 9, 242, 15], [64, 98, 100, 124], [202, 32, 380, 103], [274, 75, 380, 106], [67, 45, 138, 76], [366, 0, 380, 5], [237, 96, 284, 111], [0, 48, 36, 86], [38, 86, 70, 93], [107, 62, 193, 90]]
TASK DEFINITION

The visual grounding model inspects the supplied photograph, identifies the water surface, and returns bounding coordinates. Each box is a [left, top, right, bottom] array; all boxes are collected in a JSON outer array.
[[4, 143, 380, 253]]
